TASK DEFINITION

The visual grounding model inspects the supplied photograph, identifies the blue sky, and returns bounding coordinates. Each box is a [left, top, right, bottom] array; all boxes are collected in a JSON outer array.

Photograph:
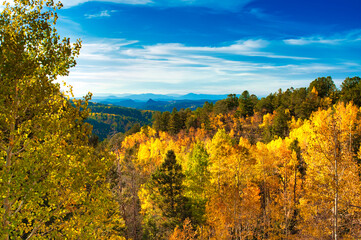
[[10, 0, 361, 96]]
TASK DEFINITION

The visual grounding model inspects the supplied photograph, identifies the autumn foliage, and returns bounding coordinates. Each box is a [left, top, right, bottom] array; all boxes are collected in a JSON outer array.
[[111, 100, 361, 239], [2, 0, 361, 239]]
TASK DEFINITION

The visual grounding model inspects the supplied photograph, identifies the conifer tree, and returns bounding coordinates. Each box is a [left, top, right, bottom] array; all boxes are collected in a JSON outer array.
[[145, 150, 191, 239], [151, 150, 189, 222]]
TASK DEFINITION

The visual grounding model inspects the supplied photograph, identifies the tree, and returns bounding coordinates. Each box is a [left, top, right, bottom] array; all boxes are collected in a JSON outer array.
[[125, 122, 141, 136], [152, 111, 163, 131], [151, 150, 189, 220], [255, 93, 275, 114], [109, 146, 143, 240], [0, 1, 121, 238], [225, 94, 238, 111], [272, 107, 291, 139], [213, 99, 229, 115], [145, 150, 191, 239], [206, 131, 261, 239], [340, 76, 361, 106], [168, 108, 181, 134], [295, 103, 361, 239], [308, 76, 337, 99], [184, 142, 210, 225], [238, 90, 256, 117]]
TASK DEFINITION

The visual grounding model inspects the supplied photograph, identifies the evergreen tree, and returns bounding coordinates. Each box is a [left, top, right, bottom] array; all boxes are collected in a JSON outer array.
[[152, 111, 163, 131], [213, 99, 229, 115], [340, 76, 361, 106], [150, 150, 190, 226], [225, 94, 239, 110], [239, 90, 256, 117], [161, 111, 171, 131], [308, 76, 337, 99], [256, 93, 275, 114], [168, 108, 181, 134], [272, 107, 291, 138]]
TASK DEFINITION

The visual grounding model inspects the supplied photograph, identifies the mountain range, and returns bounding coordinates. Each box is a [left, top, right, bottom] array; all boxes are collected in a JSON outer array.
[[91, 93, 228, 111]]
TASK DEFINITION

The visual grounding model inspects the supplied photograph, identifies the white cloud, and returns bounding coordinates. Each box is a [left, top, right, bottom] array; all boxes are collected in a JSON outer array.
[[154, 0, 253, 10], [1, 0, 254, 11], [60, 0, 152, 8], [284, 31, 361, 46], [0, 0, 148, 10], [121, 40, 314, 61], [61, 38, 347, 96], [54, 0, 254, 10], [85, 10, 112, 18], [284, 37, 342, 46]]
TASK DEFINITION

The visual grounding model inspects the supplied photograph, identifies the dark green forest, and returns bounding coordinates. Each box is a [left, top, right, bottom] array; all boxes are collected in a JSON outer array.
[[87, 102, 153, 140]]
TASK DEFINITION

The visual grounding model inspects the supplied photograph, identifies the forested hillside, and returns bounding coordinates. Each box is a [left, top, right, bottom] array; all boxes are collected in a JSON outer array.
[[91, 76, 357, 142], [87, 103, 153, 140], [91, 93, 226, 112], [108, 76, 361, 239], [150, 76, 360, 142]]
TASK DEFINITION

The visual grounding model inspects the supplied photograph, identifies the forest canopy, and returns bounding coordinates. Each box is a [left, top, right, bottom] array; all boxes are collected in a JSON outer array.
[[1, 0, 361, 239], [111, 90, 361, 239]]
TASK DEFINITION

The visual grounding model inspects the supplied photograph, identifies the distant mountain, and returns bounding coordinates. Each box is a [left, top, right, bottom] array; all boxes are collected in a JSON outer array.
[[179, 93, 228, 101], [92, 93, 227, 101], [119, 93, 177, 101], [91, 93, 228, 111], [116, 99, 141, 109], [92, 93, 175, 102]]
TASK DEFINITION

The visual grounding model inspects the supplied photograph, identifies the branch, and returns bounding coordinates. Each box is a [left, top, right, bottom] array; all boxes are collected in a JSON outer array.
[[347, 204, 361, 210], [25, 196, 74, 239], [0, 142, 6, 152], [26, 219, 45, 240], [14, 200, 24, 215], [13, 141, 30, 156]]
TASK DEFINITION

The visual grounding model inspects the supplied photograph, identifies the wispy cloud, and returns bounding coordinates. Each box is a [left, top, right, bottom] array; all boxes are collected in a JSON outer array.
[[123, 40, 267, 55], [59, 0, 253, 10], [60, 0, 152, 8], [284, 31, 361, 45], [0, 0, 145, 10], [154, 0, 253, 10], [61, 36, 359, 97], [247, 8, 269, 19], [84, 10, 117, 19], [284, 37, 343, 46], [122, 40, 313, 60]]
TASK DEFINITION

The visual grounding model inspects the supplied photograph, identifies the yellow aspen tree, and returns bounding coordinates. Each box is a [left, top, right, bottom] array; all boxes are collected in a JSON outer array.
[[207, 129, 233, 194], [206, 131, 261, 239], [254, 141, 282, 239], [0, 0, 122, 238], [168, 218, 197, 240], [262, 138, 302, 239], [294, 103, 361, 239]]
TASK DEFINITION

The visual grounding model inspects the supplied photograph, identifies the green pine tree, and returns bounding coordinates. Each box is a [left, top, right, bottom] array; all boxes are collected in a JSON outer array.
[[151, 150, 189, 220]]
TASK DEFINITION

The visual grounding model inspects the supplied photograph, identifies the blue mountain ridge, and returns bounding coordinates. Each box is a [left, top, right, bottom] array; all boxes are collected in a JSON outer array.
[[90, 93, 229, 111]]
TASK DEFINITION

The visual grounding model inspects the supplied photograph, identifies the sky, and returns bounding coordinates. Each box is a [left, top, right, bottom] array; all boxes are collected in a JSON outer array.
[[3, 0, 361, 97]]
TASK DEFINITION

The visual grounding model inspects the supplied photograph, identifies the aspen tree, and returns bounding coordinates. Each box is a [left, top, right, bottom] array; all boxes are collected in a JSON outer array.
[[295, 103, 361, 239], [0, 1, 122, 238]]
